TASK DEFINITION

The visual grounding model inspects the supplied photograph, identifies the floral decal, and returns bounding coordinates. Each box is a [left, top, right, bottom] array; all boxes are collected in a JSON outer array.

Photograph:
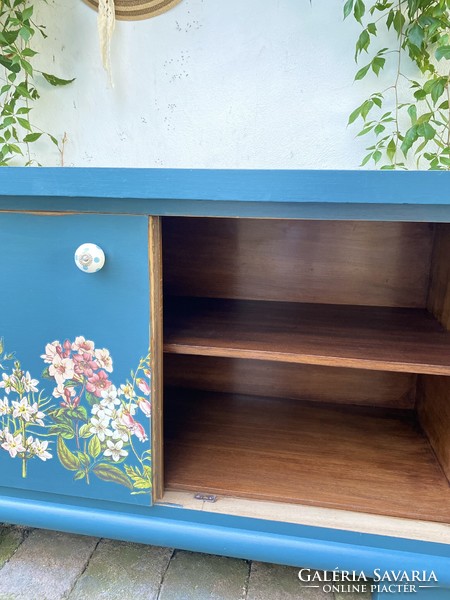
[[0, 336, 152, 496]]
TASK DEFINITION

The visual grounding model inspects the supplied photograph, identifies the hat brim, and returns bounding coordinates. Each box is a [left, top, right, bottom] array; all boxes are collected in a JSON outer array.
[[82, 0, 182, 21]]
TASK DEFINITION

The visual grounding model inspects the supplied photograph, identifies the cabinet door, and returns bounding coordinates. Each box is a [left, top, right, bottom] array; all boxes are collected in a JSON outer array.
[[0, 213, 153, 507]]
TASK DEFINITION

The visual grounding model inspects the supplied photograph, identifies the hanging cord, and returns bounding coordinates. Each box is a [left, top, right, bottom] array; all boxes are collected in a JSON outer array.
[[97, 0, 116, 85]]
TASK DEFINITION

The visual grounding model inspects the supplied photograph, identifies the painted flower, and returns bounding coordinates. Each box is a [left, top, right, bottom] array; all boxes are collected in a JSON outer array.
[[49, 356, 75, 387], [0, 397, 10, 416], [40, 341, 61, 364], [30, 403, 45, 427], [73, 352, 98, 377], [86, 370, 111, 398], [137, 378, 151, 396], [119, 383, 135, 400], [12, 398, 34, 422], [1, 431, 25, 458], [132, 421, 148, 443], [71, 336, 95, 354], [89, 416, 112, 442], [0, 372, 17, 394], [21, 371, 39, 393], [52, 385, 76, 399], [138, 398, 151, 418], [95, 348, 113, 373], [111, 419, 129, 442], [91, 403, 112, 420], [32, 438, 52, 461], [100, 385, 120, 410], [103, 439, 128, 462], [119, 409, 136, 430]]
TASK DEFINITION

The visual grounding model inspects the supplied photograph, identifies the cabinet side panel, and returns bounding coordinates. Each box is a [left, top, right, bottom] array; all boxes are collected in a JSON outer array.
[[150, 217, 164, 501], [427, 223, 450, 330], [417, 375, 450, 484]]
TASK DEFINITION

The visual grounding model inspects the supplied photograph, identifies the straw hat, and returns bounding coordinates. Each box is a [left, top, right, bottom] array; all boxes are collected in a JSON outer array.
[[83, 0, 182, 21]]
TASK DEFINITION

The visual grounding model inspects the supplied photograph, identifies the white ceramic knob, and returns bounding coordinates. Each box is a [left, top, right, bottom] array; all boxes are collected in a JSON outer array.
[[74, 243, 105, 273]]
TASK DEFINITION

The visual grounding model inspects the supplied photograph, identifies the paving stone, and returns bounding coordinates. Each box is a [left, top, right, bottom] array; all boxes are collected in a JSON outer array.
[[158, 550, 249, 600], [247, 563, 333, 600], [333, 577, 373, 600], [0, 529, 98, 600], [68, 539, 173, 600], [0, 526, 26, 570]]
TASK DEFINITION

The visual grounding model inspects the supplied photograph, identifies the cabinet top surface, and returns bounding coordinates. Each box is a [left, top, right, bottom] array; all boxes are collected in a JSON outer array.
[[1, 168, 450, 219]]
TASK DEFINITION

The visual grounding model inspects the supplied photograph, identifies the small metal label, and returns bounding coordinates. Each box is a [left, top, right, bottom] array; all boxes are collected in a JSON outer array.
[[194, 493, 217, 503]]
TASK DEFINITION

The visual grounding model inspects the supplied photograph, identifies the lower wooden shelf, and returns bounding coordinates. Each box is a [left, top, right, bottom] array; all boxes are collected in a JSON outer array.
[[164, 388, 450, 524]]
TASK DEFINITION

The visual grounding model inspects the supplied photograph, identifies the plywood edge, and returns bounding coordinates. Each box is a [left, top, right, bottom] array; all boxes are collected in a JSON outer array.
[[158, 491, 450, 545], [150, 217, 164, 502]]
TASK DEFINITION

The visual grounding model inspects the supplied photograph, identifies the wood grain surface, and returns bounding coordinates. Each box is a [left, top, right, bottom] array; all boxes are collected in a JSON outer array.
[[164, 297, 450, 375], [164, 388, 450, 523], [163, 218, 434, 308], [164, 355, 417, 409], [417, 375, 450, 484]]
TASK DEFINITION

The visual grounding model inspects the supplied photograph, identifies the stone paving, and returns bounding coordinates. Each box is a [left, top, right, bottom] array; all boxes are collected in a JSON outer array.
[[0, 525, 372, 600]]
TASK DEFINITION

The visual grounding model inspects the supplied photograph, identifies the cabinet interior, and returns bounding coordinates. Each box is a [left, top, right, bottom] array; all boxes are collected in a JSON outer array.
[[160, 217, 450, 524]]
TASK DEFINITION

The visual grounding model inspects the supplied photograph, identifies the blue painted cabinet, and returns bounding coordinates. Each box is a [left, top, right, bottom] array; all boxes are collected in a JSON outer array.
[[0, 213, 152, 506], [0, 170, 449, 599]]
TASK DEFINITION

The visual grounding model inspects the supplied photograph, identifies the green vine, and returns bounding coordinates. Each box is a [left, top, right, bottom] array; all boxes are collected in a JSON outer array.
[[345, 0, 450, 169], [0, 0, 74, 166]]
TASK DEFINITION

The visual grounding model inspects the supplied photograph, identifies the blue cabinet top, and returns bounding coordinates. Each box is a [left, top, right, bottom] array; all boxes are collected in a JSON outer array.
[[1, 168, 450, 221]]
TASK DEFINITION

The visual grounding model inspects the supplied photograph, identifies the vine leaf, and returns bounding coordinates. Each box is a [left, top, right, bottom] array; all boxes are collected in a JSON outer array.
[[42, 73, 75, 87], [93, 464, 133, 489], [435, 46, 450, 61], [88, 436, 101, 459], [57, 437, 80, 471]]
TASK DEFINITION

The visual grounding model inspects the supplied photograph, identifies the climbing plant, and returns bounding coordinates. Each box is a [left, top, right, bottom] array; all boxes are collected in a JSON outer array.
[[345, 0, 450, 169], [0, 0, 74, 166]]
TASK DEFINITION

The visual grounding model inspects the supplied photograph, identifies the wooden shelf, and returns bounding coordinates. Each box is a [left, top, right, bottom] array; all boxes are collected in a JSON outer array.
[[164, 298, 450, 375], [164, 388, 450, 523]]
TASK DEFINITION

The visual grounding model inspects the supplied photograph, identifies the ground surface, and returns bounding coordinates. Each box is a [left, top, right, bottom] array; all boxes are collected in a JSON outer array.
[[0, 525, 371, 600]]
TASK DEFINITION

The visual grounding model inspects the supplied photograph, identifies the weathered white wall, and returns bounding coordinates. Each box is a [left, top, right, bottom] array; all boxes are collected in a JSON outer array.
[[32, 0, 397, 168]]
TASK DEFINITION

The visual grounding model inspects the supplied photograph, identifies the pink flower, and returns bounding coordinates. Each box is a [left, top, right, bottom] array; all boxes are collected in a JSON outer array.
[[137, 378, 150, 396], [132, 421, 148, 442], [138, 398, 151, 417], [71, 336, 94, 355], [73, 352, 98, 377], [120, 410, 135, 429], [94, 348, 113, 373], [63, 339, 72, 358], [86, 370, 111, 398]]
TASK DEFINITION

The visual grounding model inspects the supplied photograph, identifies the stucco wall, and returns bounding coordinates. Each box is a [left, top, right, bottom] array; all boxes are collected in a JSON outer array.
[[32, 0, 397, 168]]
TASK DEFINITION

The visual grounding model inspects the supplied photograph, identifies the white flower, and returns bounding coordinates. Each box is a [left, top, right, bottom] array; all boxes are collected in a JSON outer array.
[[1, 431, 25, 458], [119, 383, 135, 400], [111, 419, 129, 442], [12, 398, 34, 422], [89, 416, 112, 442], [103, 439, 128, 462], [30, 403, 45, 427], [21, 371, 39, 393], [72, 336, 94, 354], [95, 348, 113, 373], [40, 341, 60, 364], [49, 356, 75, 386], [32, 438, 52, 461], [0, 372, 17, 394], [52, 385, 76, 399], [0, 397, 10, 416], [91, 403, 112, 420], [100, 385, 120, 410]]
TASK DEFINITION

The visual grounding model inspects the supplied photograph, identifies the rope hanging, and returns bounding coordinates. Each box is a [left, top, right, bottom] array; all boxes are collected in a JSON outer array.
[[98, 0, 116, 85]]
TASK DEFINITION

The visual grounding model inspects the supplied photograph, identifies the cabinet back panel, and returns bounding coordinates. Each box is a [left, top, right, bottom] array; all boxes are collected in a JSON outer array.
[[162, 218, 434, 307], [164, 355, 417, 409]]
